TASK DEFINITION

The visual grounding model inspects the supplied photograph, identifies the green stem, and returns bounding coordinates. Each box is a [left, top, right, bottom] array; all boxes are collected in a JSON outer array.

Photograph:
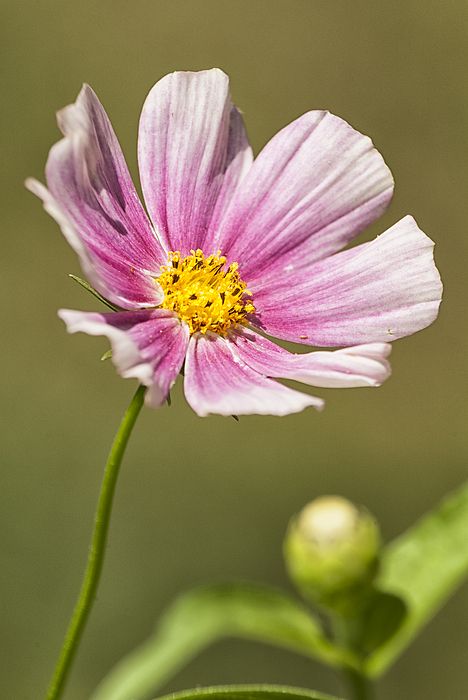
[[331, 616, 374, 700], [45, 384, 146, 700], [343, 668, 374, 700]]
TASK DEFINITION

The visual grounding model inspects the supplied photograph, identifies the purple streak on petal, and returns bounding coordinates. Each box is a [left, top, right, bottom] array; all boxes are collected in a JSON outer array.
[[253, 216, 442, 346], [203, 106, 253, 250], [29, 85, 165, 309], [184, 332, 323, 417], [231, 328, 392, 388], [59, 308, 189, 406], [214, 111, 393, 277], [138, 69, 253, 254]]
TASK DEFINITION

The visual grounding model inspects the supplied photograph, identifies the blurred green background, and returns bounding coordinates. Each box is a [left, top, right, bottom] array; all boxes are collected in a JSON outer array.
[[2, 1, 467, 698]]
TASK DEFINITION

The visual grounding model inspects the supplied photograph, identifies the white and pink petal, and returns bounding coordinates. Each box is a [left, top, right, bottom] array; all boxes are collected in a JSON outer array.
[[204, 106, 253, 248], [184, 332, 323, 417], [138, 69, 253, 254], [27, 85, 165, 310], [231, 329, 392, 388], [215, 110, 393, 279], [253, 216, 442, 346], [59, 308, 189, 406]]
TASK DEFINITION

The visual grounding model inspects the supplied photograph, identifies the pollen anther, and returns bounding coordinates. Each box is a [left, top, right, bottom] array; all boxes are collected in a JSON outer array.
[[157, 249, 255, 335]]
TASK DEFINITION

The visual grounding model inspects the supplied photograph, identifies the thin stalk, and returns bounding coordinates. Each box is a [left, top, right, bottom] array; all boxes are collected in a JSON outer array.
[[45, 384, 147, 700], [343, 668, 374, 700], [332, 615, 375, 700]]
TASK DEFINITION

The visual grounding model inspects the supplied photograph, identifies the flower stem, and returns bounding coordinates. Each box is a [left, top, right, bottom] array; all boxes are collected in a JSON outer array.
[[45, 384, 146, 700]]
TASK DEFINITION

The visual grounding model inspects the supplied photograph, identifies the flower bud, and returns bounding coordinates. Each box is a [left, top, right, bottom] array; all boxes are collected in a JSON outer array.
[[284, 496, 380, 614]]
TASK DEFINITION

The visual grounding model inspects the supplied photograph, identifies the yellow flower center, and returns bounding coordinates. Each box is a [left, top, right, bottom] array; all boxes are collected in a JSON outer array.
[[158, 249, 255, 335]]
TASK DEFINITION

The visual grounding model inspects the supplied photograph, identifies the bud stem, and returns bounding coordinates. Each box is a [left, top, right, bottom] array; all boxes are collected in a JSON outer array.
[[343, 668, 374, 700], [44, 384, 147, 700], [332, 617, 374, 700]]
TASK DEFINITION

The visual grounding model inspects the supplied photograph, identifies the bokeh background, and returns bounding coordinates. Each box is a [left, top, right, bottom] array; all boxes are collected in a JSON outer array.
[[2, 1, 467, 698]]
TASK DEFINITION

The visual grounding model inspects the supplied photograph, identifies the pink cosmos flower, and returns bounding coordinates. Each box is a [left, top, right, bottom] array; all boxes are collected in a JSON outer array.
[[27, 69, 442, 417]]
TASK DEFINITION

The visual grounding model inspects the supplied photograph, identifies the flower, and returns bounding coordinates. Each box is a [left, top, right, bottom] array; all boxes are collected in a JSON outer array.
[[284, 496, 380, 611], [26, 69, 442, 416]]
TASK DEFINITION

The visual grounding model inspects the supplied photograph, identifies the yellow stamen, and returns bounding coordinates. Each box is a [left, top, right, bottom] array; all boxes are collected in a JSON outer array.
[[157, 249, 255, 335]]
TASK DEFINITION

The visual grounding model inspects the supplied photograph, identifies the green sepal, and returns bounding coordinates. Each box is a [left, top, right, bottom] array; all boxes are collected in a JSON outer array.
[[100, 349, 113, 362], [69, 274, 121, 311]]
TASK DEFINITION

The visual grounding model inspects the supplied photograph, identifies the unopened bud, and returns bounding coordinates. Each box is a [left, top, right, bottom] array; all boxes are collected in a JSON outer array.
[[284, 496, 380, 613]]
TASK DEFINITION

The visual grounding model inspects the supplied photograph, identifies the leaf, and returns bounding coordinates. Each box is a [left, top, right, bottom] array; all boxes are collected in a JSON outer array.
[[154, 684, 342, 700], [358, 591, 407, 655], [101, 349, 113, 362], [91, 583, 355, 700], [365, 480, 468, 677], [69, 274, 121, 311]]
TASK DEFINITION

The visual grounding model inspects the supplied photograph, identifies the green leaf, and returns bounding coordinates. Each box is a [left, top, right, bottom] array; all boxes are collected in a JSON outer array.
[[154, 685, 341, 700], [91, 583, 355, 700], [365, 480, 468, 677], [101, 349, 113, 362], [69, 274, 121, 311], [359, 591, 407, 655]]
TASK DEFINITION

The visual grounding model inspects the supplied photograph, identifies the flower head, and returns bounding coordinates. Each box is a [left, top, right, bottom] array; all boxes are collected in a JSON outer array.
[[27, 69, 442, 416]]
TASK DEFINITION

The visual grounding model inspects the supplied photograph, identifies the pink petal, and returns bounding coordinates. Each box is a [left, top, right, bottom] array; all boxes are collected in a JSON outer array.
[[214, 110, 393, 279], [184, 332, 323, 417], [59, 308, 189, 406], [231, 329, 391, 388], [27, 85, 165, 309], [253, 216, 442, 346], [204, 107, 254, 249], [138, 69, 252, 254]]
